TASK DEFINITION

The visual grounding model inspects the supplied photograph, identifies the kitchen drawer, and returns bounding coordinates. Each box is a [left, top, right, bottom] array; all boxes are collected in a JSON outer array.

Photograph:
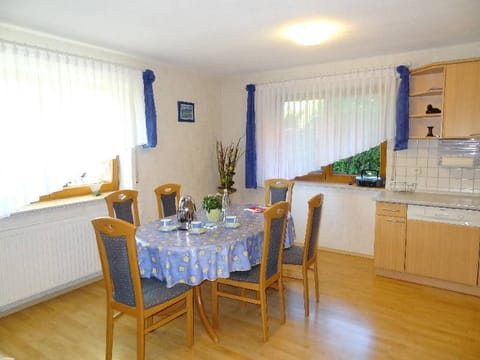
[[376, 202, 407, 218]]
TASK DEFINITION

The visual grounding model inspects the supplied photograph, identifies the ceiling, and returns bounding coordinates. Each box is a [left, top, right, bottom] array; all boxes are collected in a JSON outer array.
[[1, 0, 479, 76]]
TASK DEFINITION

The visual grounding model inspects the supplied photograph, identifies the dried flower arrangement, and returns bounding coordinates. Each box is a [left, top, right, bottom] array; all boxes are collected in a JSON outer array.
[[216, 137, 244, 192]]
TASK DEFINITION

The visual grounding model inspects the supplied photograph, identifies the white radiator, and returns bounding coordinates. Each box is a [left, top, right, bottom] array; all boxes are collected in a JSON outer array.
[[0, 196, 107, 315]]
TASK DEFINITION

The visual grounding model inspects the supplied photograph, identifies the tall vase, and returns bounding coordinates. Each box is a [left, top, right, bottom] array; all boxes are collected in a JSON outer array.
[[206, 208, 221, 223]]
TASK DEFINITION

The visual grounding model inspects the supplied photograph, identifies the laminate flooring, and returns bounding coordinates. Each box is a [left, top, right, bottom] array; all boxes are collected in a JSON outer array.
[[1, 251, 479, 359]]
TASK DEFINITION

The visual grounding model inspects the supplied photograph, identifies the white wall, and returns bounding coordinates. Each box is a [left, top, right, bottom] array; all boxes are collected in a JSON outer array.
[[219, 41, 480, 255], [0, 24, 222, 223]]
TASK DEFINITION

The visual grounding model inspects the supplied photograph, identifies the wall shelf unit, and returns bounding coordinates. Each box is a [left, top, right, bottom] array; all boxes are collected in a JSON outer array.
[[408, 58, 480, 140], [409, 63, 445, 139]]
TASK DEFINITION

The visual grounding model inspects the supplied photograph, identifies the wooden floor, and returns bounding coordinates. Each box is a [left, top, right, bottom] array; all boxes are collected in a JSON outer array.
[[1, 251, 480, 360]]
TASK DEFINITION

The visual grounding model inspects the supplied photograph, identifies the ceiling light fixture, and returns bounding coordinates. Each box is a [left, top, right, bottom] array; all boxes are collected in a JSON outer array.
[[282, 21, 342, 46]]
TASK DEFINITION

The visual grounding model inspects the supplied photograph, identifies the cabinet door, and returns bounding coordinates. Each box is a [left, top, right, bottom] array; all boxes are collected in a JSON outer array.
[[443, 61, 480, 137], [374, 215, 406, 271], [406, 220, 480, 285]]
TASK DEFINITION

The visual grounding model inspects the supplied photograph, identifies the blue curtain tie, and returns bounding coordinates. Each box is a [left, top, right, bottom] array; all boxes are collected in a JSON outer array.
[[245, 84, 257, 189], [143, 69, 157, 148], [394, 65, 409, 151]]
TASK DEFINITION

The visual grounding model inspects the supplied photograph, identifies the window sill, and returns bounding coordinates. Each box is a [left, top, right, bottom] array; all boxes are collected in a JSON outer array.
[[295, 180, 385, 192], [13, 192, 111, 217]]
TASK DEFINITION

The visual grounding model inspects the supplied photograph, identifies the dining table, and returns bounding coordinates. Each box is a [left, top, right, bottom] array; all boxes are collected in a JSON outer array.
[[135, 203, 296, 343]]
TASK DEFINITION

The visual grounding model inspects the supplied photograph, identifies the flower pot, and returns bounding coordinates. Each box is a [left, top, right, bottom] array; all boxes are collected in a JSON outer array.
[[206, 208, 221, 223]]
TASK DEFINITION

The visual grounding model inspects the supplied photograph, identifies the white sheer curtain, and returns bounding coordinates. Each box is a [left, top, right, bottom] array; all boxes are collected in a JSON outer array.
[[255, 67, 397, 183], [0, 40, 147, 218]]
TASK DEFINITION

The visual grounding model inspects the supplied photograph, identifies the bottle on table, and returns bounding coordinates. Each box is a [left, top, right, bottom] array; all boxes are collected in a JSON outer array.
[[221, 188, 231, 222]]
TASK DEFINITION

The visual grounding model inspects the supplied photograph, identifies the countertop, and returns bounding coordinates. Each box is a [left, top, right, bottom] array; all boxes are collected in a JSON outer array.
[[374, 191, 480, 211]]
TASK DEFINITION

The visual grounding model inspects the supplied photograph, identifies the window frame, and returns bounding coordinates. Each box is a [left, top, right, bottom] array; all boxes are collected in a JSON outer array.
[[294, 141, 387, 185], [38, 157, 119, 202]]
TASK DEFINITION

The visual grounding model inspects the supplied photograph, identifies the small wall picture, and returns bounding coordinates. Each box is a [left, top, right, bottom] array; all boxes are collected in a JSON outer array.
[[177, 101, 195, 122]]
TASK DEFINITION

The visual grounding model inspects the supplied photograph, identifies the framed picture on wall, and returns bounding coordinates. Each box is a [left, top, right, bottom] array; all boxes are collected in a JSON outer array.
[[177, 101, 195, 122]]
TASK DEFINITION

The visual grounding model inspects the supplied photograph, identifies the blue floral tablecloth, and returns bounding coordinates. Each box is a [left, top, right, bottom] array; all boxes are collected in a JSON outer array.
[[135, 204, 295, 287]]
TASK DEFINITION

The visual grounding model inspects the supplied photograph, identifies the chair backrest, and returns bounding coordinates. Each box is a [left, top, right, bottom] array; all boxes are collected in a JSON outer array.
[[264, 179, 294, 210], [91, 217, 143, 309], [104, 189, 140, 226], [154, 183, 181, 218], [261, 201, 289, 282], [303, 194, 324, 263]]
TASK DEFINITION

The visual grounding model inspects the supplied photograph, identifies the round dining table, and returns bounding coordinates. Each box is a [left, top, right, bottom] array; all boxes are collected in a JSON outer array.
[[135, 204, 295, 343]]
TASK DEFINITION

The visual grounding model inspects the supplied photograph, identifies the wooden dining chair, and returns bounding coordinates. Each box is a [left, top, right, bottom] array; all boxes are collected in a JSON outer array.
[[154, 183, 181, 218], [91, 217, 194, 360], [104, 189, 141, 226], [283, 193, 323, 317], [264, 178, 294, 210], [211, 201, 289, 342]]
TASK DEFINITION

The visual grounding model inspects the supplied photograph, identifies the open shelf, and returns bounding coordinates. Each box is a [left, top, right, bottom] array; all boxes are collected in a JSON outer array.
[[409, 114, 442, 119], [410, 89, 443, 97]]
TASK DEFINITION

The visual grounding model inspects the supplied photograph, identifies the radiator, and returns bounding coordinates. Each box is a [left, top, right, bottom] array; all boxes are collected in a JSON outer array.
[[0, 197, 107, 315]]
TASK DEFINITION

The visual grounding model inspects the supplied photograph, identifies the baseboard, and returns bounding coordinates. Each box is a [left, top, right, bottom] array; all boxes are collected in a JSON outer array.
[[376, 268, 480, 297], [318, 246, 373, 259], [0, 272, 102, 318]]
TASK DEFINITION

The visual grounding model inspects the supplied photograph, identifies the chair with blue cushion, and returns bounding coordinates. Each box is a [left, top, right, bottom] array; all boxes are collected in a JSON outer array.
[[211, 201, 289, 342], [264, 178, 294, 210], [104, 189, 141, 227], [283, 193, 323, 317], [91, 217, 194, 360], [154, 183, 181, 218]]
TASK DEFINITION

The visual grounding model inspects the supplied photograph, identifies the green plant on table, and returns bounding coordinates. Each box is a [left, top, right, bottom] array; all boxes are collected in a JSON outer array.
[[202, 194, 222, 212]]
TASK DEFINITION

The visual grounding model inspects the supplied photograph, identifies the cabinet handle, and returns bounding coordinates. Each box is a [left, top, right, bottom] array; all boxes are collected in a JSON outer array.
[[385, 219, 404, 224], [381, 208, 400, 213]]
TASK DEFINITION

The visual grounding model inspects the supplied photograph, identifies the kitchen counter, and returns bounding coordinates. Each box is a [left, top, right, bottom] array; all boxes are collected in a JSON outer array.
[[374, 191, 480, 211]]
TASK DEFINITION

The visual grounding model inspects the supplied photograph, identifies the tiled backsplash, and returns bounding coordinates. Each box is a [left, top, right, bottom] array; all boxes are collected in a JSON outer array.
[[386, 140, 480, 194]]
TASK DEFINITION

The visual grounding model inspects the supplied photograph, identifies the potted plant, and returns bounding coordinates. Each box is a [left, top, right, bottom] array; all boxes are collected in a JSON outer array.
[[202, 193, 222, 222]]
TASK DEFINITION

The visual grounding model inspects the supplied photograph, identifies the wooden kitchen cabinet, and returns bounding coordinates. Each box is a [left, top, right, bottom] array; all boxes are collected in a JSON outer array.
[[409, 58, 480, 139], [374, 202, 407, 272], [409, 64, 444, 139], [443, 60, 480, 138], [406, 220, 480, 286]]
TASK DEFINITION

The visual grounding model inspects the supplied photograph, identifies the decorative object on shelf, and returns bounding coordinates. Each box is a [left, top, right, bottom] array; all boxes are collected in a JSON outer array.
[[426, 126, 435, 137], [202, 193, 222, 223], [89, 182, 103, 196], [426, 104, 441, 114], [177, 101, 195, 122], [177, 195, 196, 230], [216, 137, 244, 193]]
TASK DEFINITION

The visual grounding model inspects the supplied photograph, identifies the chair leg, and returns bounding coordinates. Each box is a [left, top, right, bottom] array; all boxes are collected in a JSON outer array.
[[137, 317, 145, 360], [240, 288, 248, 308], [302, 266, 310, 317], [259, 289, 269, 342], [211, 281, 219, 328], [186, 290, 194, 346], [106, 306, 114, 360], [278, 279, 286, 324], [313, 259, 320, 303]]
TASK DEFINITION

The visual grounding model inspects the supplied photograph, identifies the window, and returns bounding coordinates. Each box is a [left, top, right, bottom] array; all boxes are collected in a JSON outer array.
[[254, 67, 396, 184], [38, 157, 119, 201], [295, 141, 387, 185], [0, 40, 147, 218]]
